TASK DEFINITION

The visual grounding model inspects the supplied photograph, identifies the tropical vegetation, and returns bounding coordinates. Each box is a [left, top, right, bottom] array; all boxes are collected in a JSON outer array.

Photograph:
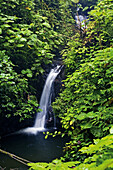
[[0, 0, 113, 169]]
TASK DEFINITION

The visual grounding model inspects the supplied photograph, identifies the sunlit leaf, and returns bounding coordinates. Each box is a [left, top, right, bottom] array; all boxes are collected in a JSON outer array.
[[16, 44, 24, 47]]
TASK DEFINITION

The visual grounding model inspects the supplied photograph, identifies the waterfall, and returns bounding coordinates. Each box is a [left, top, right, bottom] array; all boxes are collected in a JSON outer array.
[[34, 65, 62, 129], [18, 65, 62, 134]]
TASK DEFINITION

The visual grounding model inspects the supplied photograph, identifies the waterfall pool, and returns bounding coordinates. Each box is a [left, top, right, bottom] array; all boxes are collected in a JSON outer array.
[[0, 129, 68, 170], [0, 65, 65, 169]]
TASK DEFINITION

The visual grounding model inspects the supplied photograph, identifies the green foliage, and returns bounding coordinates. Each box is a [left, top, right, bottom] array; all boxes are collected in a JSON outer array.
[[28, 129, 113, 169], [0, 50, 39, 120], [28, 159, 78, 170], [74, 127, 113, 170], [0, 0, 69, 121], [61, 33, 86, 74], [52, 0, 113, 161], [87, 0, 113, 48], [35, 0, 76, 40], [0, 1, 62, 73], [54, 46, 113, 160], [24, 0, 113, 168], [0, 0, 113, 168], [55, 46, 113, 130], [61, 0, 113, 75]]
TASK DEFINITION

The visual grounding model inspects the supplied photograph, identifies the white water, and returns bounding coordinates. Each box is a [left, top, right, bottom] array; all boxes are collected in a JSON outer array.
[[34, 65, 62, 129], [19, 65, 62, 134], [75, 15, 88, 29]]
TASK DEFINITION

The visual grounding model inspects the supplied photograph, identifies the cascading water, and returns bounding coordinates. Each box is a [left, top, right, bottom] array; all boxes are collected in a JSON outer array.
[[19, 65, 62, 134], [34, 65, 62, 129]]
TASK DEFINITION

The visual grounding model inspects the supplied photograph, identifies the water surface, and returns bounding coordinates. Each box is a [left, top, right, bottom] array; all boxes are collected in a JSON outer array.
[[0, 129, 68, 170]]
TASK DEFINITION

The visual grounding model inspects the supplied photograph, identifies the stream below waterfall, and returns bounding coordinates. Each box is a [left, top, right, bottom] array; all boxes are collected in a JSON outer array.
[[0, 130, 68, 170]]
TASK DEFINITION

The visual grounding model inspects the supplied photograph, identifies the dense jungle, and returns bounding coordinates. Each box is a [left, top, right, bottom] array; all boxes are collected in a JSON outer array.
[[0, 0, 113, 169]]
